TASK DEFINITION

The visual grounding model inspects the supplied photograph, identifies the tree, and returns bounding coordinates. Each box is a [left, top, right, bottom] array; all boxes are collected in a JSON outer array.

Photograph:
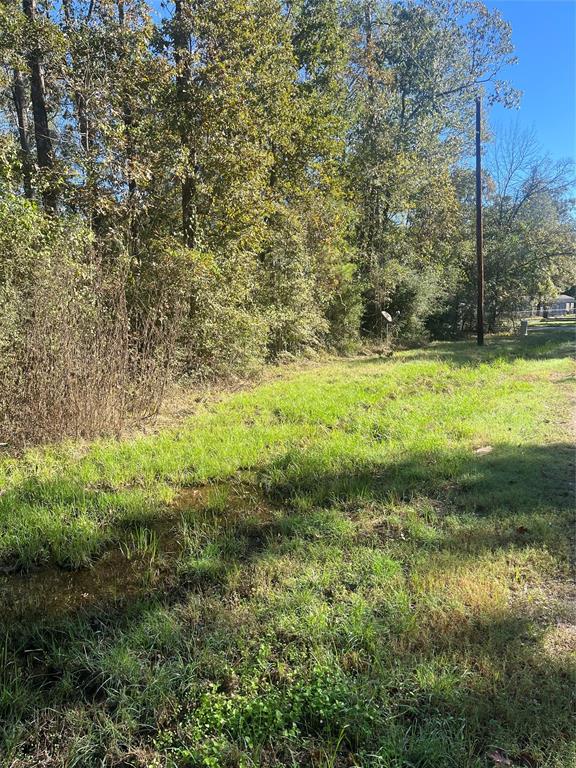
[[484, 124, 576, 327], [430, 128, 576, 336], [22, 0, 58, 210], [345, 0, 517, 335], [4, 0, 564, 441]]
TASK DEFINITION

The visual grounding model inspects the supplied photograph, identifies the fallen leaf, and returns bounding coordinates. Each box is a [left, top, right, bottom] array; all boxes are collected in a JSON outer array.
[[488, 748, 512, 766]]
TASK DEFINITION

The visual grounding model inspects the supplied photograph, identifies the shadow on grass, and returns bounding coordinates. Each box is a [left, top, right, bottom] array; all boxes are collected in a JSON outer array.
[[261, 441, 574, 514], [351, 331, 575, 369], [2, 441, 573, 623], [1, 440, 574, 766], [2, 440, 573, 618]]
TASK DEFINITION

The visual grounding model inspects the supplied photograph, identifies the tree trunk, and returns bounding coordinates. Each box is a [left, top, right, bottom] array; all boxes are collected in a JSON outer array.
[[11, 68, 33, 199], [173, 0, 197, 248], [61, 0, 91, 153], [117, 0, 138, 246], [22, 0, 57, 212], [488, 302, 498, 333], [181, 167, 197, 249]]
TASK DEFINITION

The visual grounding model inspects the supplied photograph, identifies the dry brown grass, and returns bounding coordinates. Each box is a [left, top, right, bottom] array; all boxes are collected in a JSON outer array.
[[0, 258, 180, 447]]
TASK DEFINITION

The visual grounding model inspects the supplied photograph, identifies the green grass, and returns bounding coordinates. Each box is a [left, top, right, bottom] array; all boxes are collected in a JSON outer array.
[[0, 333, 574, 767], [527, 316, 576, 326]]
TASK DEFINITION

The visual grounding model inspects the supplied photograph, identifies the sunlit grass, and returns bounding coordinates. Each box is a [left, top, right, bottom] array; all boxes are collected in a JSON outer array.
[[0, 333, 574, 767]]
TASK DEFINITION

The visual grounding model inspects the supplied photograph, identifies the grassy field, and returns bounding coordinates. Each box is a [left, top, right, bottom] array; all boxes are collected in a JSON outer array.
[[1, 333, 575, 768], [527, 316, 576, 326]]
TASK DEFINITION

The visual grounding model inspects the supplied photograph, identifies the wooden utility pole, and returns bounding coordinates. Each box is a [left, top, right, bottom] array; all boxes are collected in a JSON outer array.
[[475, 96, 485, 346]]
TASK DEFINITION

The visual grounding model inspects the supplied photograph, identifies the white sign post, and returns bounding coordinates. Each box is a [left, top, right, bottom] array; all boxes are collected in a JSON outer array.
[[381, 310, 393, 343]]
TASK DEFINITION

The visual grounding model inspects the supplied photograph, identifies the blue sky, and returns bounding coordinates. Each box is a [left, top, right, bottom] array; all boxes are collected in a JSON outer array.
[[485, 0, 575, 162]]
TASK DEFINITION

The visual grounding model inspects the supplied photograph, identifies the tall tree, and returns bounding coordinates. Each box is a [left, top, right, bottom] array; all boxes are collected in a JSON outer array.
[[345, 0, 517, 333], [22, 0, 57, 210], [483, 125, 576, 326]]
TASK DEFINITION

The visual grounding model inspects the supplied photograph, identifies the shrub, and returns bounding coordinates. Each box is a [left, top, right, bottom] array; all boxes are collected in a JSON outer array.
[[0, 195, 185, 445], [178, 246, 268, 381]]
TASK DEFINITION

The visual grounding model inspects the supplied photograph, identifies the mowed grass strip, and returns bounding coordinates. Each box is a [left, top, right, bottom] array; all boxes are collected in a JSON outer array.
[[0, 332, 574, 767]]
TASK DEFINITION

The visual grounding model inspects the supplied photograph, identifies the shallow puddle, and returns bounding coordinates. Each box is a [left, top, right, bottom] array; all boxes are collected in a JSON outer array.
[[0, 548, 151, 620], [0, 480, 270, 622], [0, 516, 180, 621]]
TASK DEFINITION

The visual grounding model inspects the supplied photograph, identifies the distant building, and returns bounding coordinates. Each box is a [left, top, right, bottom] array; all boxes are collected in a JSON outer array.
[[538, 294, 575, 317]]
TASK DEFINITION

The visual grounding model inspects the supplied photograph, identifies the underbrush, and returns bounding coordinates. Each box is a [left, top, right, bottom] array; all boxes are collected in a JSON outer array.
[[0, 196, 185, 446]]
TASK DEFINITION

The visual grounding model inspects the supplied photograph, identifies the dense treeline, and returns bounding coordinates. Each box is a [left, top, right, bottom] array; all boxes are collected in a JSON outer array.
[[0, 0, 574, 442]]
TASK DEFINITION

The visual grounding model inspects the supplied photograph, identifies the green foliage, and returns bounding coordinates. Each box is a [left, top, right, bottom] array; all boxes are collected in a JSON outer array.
[[180, 247, 269, 379], [430, 131, 576, 337], [158, 664, 376, 766], [2, 0, 571, 433], [346, 0, 518, 335]]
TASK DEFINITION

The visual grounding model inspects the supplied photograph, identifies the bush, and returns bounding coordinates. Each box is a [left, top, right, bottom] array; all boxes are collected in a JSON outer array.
[[260, 198, 361, 358], [178, 246, 268, 381], [0, 196, 185, 445], [0, 190, 361, 444]]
